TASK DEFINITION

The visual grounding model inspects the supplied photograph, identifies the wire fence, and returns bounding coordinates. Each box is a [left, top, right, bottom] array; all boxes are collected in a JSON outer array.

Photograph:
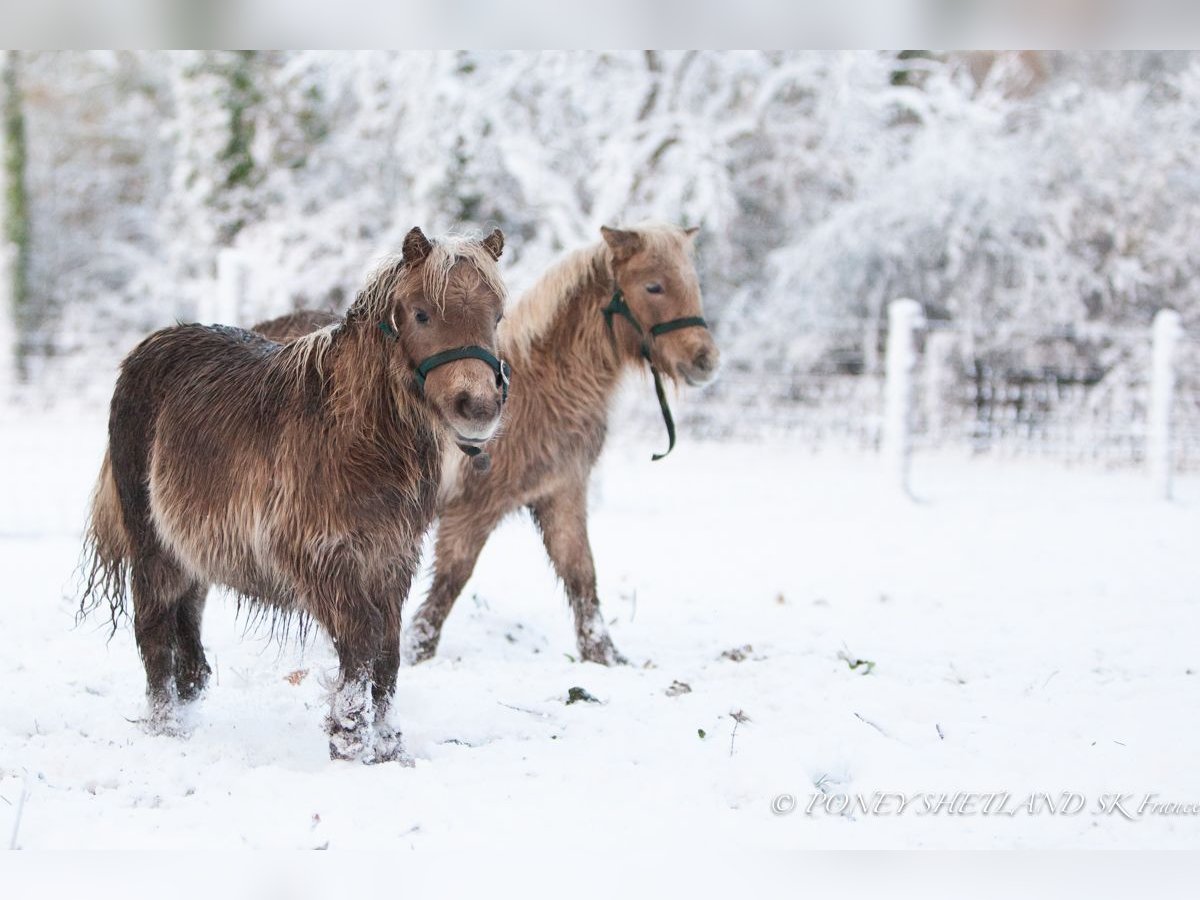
[[662, 311, 1200, 476]]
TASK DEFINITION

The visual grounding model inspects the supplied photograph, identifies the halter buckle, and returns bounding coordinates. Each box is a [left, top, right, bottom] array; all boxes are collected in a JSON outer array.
[[498, 358, 512, 402]]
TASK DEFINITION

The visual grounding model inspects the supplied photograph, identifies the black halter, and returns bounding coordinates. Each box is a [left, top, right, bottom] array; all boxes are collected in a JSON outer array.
[[379, 321, 511, 401], [602, 287, 708, 461], [414, 345, 512, 403], [380, 321, 512, 463]]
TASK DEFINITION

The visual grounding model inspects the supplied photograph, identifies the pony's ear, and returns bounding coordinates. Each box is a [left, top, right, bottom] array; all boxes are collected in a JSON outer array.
[[683, 226, 700, 241], [402, 226, 432, 264], [481, 228, 505, 261], [600, 226, 643, 262]]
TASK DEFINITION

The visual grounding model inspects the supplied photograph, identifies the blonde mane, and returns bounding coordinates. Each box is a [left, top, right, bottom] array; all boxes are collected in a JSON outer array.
[[501, 223, 692, 358]]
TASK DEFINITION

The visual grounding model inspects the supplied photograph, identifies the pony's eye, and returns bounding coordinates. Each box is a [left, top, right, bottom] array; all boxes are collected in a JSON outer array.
[[414, 309, 430, 324], [645, 283, 664, 295]]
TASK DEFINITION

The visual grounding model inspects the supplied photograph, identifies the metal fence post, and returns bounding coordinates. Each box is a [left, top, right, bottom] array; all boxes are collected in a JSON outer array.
[[1148, 308, 1182, 500], [882, 298, 924, 493]]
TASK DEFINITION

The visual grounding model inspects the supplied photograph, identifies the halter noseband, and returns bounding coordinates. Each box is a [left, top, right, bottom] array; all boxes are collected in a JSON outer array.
[[601, 287, 708, 461], [414, 345, 512, 403], [380, 321, 512, 464], [379, 322, 511, 401]]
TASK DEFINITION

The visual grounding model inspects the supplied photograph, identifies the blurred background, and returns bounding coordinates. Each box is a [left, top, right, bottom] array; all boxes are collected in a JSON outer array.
[[1, 50, 1199, 473]]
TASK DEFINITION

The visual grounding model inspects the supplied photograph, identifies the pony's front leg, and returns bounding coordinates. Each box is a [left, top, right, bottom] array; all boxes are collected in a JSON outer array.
[[326, 650, 374, 762], [368, 652, 411, 766], [328, 656, 409, 764], [531, 487, 628, 666], [325, 610, 388, 762], [370, 578, 413, 765]]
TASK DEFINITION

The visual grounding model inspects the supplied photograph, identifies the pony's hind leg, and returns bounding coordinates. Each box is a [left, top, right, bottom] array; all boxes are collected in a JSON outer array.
[[130, 555, 191, 730], [173, 582, 212, 702], [530, 486, 627, 666], [404, 507, 501, 664]]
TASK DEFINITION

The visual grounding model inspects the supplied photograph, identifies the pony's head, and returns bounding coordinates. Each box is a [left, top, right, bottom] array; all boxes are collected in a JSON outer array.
[[601, 224, 720, 387], [362, 226, 508, 447]]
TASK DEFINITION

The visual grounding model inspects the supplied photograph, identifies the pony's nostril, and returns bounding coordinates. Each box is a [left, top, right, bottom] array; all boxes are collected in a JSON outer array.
[[456, 391, 500, 424], [454, 391, 473, 420], [693, 350, 713, 372]]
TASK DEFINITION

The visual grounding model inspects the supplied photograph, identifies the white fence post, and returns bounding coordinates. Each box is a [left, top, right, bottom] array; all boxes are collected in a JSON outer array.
[[204, 248, 250, 326], [1148, 308, 1182, 500], [882, 298, 924, 493]]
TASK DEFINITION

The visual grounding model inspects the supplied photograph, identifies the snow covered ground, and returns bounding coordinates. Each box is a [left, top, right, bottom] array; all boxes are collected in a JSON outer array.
[[1, 410, 1198, 850]]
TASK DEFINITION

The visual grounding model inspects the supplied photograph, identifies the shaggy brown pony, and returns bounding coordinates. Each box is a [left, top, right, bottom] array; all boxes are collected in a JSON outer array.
[[81, 227, 508, 762], [258, 223, 718, 665]]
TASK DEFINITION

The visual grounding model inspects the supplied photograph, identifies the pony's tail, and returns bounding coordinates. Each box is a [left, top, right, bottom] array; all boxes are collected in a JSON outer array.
[[78, 448, 132, 634]]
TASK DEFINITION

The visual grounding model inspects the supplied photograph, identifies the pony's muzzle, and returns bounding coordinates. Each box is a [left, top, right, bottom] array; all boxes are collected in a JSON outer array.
[[677, 344, 721, 387], [455, 390, 502, 428], [421, 354, 505, 443], [446, 381, 503, 443]]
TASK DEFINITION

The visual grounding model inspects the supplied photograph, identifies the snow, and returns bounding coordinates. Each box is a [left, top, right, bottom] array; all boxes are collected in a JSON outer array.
[[2, 410, 1198, 850]]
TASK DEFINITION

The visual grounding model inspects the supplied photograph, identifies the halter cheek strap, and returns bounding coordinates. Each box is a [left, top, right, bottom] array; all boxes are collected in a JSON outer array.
[[602, 288, 709, 461]]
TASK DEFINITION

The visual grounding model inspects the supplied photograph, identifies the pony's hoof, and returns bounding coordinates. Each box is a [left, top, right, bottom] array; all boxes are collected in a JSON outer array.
[[401, 634, 439, 666], [369, 739, 415, 766], [328, 727, 368, 762], [142, 702, 187, 737], [329, 722, 414, 765], [578, 637, 627, 666], [367, 724, 414, 765], [175, 666, 211, 703]]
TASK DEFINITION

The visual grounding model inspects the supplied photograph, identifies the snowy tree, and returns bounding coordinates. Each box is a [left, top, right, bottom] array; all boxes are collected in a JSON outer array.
[[2, 51, 28, 382], [16, 52, 171, 384], [8, 50, 1200, 403]]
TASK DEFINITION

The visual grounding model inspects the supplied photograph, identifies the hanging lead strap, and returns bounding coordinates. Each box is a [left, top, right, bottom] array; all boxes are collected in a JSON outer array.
[[648, 363, 676, 462]]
